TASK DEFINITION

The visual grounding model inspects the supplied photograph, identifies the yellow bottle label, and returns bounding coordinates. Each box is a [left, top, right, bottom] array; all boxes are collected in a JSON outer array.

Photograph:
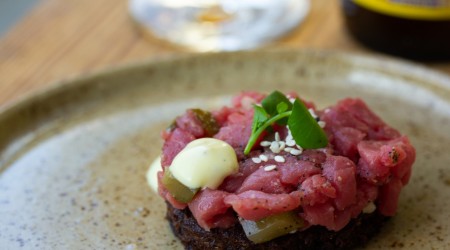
[[353, 0, 450, 20]]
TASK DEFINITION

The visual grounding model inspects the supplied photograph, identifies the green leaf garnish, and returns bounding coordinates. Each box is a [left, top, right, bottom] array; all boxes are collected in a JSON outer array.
[[288, 100, 328, 149], [244, 111, 291, 154], [244, 91, 328, 155], [276, 102, 289, 114], [251, 105, 270, 135], [262, 91, 292, 116]]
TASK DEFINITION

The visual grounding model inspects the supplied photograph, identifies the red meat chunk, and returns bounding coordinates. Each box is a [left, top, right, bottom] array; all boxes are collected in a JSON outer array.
[[188, 189, 236, 230], [224, 190, 302, 221]]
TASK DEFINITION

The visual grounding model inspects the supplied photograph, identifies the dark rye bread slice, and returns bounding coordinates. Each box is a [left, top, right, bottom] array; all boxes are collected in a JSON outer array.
[[166, 202, 389, 250]]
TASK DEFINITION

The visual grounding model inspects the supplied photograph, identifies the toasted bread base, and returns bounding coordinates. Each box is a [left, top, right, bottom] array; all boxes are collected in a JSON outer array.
[[166, 202, 389, 250]]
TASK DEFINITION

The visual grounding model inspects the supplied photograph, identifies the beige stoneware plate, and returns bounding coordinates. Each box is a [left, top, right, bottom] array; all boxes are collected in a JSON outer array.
[[0, 50, 449, 249]]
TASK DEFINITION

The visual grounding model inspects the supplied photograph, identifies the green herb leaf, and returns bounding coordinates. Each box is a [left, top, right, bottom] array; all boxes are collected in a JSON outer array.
[[244, 111, 291, 155], [244, 91, 328, 155], [252, 105, 269, 135], [276, 102, 289, 114], [288, 99, 328, 149], [262, 91, 292, 116]]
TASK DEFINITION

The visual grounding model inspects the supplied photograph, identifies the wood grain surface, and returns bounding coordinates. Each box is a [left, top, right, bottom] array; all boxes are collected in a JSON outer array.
[[0, 0, 449, 109]]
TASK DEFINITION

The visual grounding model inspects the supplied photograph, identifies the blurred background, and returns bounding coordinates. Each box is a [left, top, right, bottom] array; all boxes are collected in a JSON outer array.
[[0, 0, 38, 36], [0, 0, 449, 109]]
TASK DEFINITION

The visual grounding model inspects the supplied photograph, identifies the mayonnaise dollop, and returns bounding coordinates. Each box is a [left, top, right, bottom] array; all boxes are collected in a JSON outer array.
[[170, 138, 239, 189], [146, 156, 162, 193]]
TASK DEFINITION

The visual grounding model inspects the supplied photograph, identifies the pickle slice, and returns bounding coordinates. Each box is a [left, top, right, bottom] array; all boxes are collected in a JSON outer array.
[[162, 170, 199, 203], [239, 212, 304, 244], [191, 109, 220, 136]]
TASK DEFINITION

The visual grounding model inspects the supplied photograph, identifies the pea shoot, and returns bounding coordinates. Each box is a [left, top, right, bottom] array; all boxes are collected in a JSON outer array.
[[244, 91, 328, 155]]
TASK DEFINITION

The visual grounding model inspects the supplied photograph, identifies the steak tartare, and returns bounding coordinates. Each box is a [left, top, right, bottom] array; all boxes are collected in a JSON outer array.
[[154, 91, 415, 249]]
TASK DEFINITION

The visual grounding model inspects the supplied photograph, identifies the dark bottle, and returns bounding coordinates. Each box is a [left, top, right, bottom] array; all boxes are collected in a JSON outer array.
[[341, 0, 450, 60]]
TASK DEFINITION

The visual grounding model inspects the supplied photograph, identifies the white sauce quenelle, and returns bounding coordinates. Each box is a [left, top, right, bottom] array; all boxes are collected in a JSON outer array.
[[147, 156, 163, 193], [170, 138, 239, 190]]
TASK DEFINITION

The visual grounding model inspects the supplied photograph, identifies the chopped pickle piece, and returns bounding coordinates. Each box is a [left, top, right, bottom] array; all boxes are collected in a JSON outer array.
[[165, 120, 177, 134], [191, 109, 220, 136], [239, 212, 304, 244], [162, 170, 199, 203]]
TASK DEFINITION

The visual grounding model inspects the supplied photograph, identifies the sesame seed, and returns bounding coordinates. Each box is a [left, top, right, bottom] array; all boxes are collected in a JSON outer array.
[[259, 154, 268, 162], [264, 165, 277, 171], [284, 147, 294, 153], [270, 141, 280, 153], [274, 155, 285, 163], [290, 149, 303, 155], [286, 139, 296, 147], [278, 141, 285, 151], [318, 121, 326, 128], [252, 157, 262, 164], [308, 108, 318, 118], [275, 132, 280, 142], [289, 98, 295, 103], [260, 141, 271, 147], [363, 202, 376, 214]]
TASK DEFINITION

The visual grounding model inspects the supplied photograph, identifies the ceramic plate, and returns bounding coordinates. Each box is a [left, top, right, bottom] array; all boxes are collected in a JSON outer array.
[[0, 50, 449, 249]]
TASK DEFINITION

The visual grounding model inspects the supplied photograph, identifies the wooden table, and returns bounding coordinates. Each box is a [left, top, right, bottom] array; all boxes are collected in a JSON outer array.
[[1, 0, 449, 109]]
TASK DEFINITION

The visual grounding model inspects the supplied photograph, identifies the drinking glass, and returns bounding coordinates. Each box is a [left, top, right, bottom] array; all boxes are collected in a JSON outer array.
[[129, 0, 310, 51]]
